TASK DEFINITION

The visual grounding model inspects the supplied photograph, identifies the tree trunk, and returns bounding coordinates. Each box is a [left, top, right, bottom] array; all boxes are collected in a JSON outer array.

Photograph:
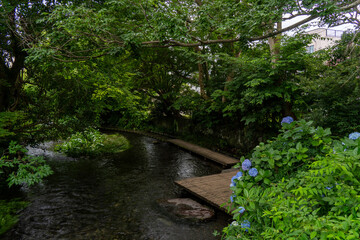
[[222, 48, 241, 103], [0, 64, 7, 111], [222, 72, 234, 103], [268, 22, 293, 117], [204, 62, 210, 87], [0, 9, 28, 111], [268, 22, 282, 64], [195, 46, 209, 100], [0, 69, 23, 112], [193, 0, 209, 100]]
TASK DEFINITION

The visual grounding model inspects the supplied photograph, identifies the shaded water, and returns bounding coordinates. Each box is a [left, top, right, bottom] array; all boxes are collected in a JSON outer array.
[[3, 133, 230, 240]]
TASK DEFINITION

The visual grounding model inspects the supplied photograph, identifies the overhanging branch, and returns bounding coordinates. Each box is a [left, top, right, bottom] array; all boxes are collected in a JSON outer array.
[[51, 0, 360, 60]]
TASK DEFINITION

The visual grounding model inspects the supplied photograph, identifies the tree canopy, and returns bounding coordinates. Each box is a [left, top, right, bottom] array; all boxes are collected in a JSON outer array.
[[2, 0, 360, 238]]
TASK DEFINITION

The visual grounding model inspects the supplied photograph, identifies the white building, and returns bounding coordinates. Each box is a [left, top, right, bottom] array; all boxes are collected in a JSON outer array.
[[305, 28, 343, 53]]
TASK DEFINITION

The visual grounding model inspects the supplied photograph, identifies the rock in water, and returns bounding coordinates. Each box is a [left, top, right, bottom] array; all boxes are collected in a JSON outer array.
[[159, 198, 215, 221]]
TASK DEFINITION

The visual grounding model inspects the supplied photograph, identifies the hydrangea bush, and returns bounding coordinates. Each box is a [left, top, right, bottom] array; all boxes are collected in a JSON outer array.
[[222, 118, 360, 239]]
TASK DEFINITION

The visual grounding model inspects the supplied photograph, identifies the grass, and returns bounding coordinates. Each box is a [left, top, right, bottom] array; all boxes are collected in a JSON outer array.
[[102, 133, 131, 154]]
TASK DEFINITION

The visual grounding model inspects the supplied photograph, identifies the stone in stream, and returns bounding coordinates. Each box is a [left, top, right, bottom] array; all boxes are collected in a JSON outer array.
[[158, 198, 215, 221]]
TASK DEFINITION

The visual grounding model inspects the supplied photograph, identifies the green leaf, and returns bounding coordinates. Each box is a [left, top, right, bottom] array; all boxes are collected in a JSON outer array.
[[244, 189, 249, 198], [264, 178, 271, 185], [255, 175, 263, 182]]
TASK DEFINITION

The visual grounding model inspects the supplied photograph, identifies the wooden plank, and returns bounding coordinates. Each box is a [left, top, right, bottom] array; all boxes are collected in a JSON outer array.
[[175, 171, 237, 212], [168, 139, 239, 167]]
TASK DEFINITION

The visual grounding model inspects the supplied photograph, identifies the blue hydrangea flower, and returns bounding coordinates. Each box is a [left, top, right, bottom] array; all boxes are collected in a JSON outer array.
[[281, 116, 294, 125], [231, 171, 243, 187], [325, 186, 333, 190], [248, 168, 258, 177], [349, 132, 360, 140], [230, 195, 235, 202], [231, 171, 243, 181], [242, 159, 252, 171], [231, 175, 237, 183], [340, 142, 347, 151], [238, 206, 245, 214], [241, 220, 250, 232]]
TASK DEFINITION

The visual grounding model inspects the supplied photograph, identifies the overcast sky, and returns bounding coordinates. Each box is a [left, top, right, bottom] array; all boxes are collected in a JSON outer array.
[[282, 15, 356, 35]]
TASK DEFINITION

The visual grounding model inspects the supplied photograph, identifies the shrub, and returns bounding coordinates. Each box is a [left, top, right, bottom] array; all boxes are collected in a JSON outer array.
[[55, 128, 130, 157], [223, 118, 360, 239], [0, 200, 28, 236], [0, 141, 53, 188], [54, 128, 105, 157], [0, 142, 53, 236]]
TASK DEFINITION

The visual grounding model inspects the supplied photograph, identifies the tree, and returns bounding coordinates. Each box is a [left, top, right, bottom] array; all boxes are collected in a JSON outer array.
[[0, 0, 112, 143], [32, 0, 360, 60], [27, 0, 359, 127], [300, 30, 360, 136], [134, 48, 196, 117]]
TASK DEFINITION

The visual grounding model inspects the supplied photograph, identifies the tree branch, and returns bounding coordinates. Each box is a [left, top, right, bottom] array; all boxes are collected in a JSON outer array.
[[50, 0, 360, 60]]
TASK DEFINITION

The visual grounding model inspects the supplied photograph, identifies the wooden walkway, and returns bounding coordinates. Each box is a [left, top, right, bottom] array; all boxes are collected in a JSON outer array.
[[103, 127, 239, 167], [168, 139, 239, 167], [175, 171, 236, 212]]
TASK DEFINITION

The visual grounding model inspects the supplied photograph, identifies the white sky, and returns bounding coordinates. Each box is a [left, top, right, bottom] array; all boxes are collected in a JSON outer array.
[[282, 15, 356, 35]]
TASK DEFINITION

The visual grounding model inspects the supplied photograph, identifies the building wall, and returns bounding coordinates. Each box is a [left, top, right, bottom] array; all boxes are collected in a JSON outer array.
[[306, 28, 343, 52]]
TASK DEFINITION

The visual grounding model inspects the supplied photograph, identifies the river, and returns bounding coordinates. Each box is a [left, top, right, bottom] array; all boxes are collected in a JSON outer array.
[[2, 133, 230, 240]]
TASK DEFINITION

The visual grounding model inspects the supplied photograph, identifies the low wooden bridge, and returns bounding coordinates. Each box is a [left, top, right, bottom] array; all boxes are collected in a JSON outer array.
[[168, 140, 238, 212], [175, 170, 237, 212], [103, 127, 239, 167], [168, 139, 239, 167]]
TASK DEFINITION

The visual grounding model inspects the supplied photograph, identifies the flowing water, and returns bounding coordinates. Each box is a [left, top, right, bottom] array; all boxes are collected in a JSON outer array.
[[2, 133, 230, 240]]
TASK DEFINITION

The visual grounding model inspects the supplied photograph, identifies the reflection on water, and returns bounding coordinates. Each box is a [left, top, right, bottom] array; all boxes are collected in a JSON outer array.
[[3, 133, 230, 240]]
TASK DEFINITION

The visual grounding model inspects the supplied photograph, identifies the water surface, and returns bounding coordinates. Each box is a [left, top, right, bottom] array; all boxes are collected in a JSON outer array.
[[3, 133, 230, 240]]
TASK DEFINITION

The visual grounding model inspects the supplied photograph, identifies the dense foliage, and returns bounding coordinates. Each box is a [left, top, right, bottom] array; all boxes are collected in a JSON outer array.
[[0, 200, 28, 236], [0, 141, 53, 188], [54, 128, 130, 157], [224, 118, 360, 239], [1, 0, 360, 237], [1, 0, 359, 147], [300, 31, 360, 136]]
